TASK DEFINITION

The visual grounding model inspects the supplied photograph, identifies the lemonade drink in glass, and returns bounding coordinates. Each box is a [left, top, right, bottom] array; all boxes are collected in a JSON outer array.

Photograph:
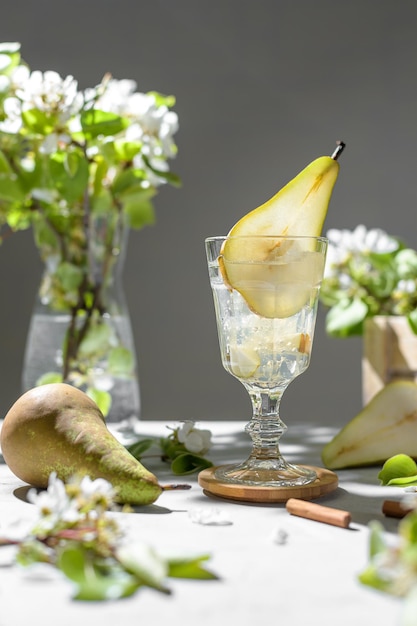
[[205, 235, 328, 487]]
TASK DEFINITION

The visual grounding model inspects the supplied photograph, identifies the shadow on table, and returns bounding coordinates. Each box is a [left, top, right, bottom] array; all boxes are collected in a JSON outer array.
[[5, 422, 407, 530], [13, 484, 176, 515], [202, 422, 404, 533]]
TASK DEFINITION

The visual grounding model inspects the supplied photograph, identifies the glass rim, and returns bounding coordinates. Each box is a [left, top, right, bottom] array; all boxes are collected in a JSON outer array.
[[205, 235, 328, 243]]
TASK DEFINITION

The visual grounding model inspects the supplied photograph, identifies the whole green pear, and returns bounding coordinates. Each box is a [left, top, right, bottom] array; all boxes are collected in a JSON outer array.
[[322, 380, 417, 469], [0, 383, 163, 505]]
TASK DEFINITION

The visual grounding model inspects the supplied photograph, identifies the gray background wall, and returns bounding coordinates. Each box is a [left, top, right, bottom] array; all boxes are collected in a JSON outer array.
[[0, 1, 416, 429]]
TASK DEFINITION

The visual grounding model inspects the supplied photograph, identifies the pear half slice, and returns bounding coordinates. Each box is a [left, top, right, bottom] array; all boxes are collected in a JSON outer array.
[[322, 380, 417, 469], [220, 240, 326, 318], [219, 142, 344, 318]]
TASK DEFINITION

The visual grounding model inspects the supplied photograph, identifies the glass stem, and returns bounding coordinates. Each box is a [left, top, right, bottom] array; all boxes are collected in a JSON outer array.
[[245, 389, 287, 462]]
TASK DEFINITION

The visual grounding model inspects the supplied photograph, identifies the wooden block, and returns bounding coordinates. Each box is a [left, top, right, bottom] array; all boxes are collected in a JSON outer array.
[[362, 316, 417, 405]]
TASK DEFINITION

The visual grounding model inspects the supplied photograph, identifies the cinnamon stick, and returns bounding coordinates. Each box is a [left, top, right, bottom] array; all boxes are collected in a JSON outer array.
[[382, 499, 413, 519], [286, 498, 351, 528]]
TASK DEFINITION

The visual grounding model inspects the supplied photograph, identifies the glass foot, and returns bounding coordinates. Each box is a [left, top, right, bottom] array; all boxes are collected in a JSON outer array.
[[214, 458, 317, 487]]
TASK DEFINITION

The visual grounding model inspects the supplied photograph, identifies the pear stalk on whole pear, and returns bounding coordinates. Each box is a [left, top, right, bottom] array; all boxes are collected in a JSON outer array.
[[0, 383, 189, 505], [219, 141, 345, 318], [322, 380, 417, 469]]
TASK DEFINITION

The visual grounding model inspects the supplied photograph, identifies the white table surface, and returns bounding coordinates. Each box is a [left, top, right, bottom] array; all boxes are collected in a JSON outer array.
[[0, 419, 405, 626]]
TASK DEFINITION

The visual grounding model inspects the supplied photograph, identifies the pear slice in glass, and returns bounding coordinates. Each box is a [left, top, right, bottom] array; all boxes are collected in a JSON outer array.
[[220, 146, 343, 318], [220, 237, 327, 318]]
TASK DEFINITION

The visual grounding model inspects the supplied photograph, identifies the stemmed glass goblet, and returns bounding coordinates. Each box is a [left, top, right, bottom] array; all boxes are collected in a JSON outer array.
[[205, 235, 328, 489]]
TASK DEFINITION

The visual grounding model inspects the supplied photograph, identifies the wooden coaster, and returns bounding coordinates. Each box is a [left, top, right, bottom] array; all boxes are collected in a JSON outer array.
[[198, 465, 338, 503]]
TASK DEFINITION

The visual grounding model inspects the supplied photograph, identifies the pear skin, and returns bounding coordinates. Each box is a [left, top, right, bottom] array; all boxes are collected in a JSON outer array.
[[0, 383, 163, 505], [322, 380, 417, 469]]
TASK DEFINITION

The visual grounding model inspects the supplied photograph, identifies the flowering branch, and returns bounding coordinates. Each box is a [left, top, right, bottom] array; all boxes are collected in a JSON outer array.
[[0, 42, 181, 416], [320, 225, 417, 337], [127, 421, 213, 475], [0, 472, 217, 601], [359, 460, 417, 619]]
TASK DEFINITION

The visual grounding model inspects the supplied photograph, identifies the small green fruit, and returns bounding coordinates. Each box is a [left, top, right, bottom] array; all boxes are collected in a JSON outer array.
[[378, 454, 417, 485]]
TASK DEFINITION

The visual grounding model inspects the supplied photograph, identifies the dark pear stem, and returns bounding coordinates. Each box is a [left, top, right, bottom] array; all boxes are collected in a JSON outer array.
[[331, 140, 346, 160], [162, 483, 192, 490]]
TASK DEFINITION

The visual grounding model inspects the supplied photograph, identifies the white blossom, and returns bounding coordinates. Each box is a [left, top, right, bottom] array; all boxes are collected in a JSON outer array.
[[188, 507, 232, 526], [270, 527, 289, 545], [177, 421, 212, 454], [9, 64, 30, 88], [39, 132, 71, 154], [116, 542, 168, 586], [92, 77, 138, 116], [0, 42, 20, 53], [27, 472, 81, 529], [396, 279, 416, 295], [15, 70, 83, 121], [78, 474, 116, 503], [0, 96, 23, 132], [324, 225, 399, 279], [327, 225, 398, 256], [0, 53, 12, 72]]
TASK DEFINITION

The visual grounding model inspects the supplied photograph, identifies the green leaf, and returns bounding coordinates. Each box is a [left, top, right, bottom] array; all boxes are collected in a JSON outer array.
[[143, 155, 181, 187], [36, 372, 63, 386], [80, 109, 129, 138], [157, 170, 181, 187], [0, 150, 12, 173], [17, 539, 52, 566], [385, 475, 417, 486], [147, 91, 176, 108], [90, 190, 114, 214], [171, 453, 213, 475], [65, 151, 81, 177], [407, 310, 417, 335], [0, 173, 26, 202], [400, 512, 417, 546], [126, 438, 155, 459], [58, 546, 140, 601], [6, 205, 32, 230], [21, 108, 56, 134], [366, 270, 397, 299], [113, 139, 142, 161], [48, 150, 89, 203], [325, 298, 368, 337], [108, 346, 134, 376], [167, 555, 218, 580], [91, 158, 108, 197], [56, 262, 84, 292], [368, 521, 387, 558], [87, 388, 112, 417], [32, 213, 60, 250], [159, 437, 184, 459], [358, 564, 391, 593], [378, 454, 417, 485], [15, 155, 43, 192], [78, 322, 112, 357], [123, 196, 155, 230], [111, 169, 152, 196]]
